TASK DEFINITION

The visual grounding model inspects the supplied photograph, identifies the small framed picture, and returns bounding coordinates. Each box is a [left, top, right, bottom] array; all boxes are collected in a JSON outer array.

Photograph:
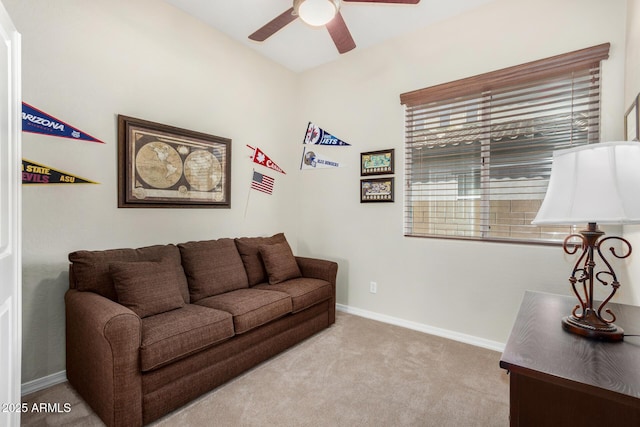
[[624, 94, 639, 141], [360, 177, 394, 203], [360, 149, 394, 176]]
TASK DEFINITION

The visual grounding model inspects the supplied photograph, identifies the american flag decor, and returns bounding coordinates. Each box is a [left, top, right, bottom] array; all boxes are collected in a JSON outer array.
[[251, 171, 274, 195]]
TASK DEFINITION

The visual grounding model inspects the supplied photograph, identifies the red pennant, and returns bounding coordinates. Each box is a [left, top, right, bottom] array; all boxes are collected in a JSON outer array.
[[247, 145, 286, 174]]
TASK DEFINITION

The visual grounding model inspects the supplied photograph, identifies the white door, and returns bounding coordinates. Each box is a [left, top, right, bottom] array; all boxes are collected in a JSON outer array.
[[0, 1, 21, 426]]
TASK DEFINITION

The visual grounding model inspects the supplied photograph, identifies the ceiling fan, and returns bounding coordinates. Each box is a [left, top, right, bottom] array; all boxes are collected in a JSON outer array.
[[249, 0, 421, 54]]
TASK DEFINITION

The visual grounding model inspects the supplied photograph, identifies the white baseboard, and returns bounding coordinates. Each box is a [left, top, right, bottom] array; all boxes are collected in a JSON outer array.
[[21, 370, 67, 396], [336, 304, 505, 353]]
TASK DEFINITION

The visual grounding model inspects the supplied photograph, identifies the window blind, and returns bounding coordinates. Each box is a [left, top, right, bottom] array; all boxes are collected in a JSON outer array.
[[400, 44, 610, 244]]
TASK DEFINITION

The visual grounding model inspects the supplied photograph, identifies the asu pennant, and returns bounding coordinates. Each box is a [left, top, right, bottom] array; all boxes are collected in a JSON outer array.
[[22, 102, 105, 143], [247, 145, 286, 174], [303, 122, 350, 146], [22, 159, 99, 185]]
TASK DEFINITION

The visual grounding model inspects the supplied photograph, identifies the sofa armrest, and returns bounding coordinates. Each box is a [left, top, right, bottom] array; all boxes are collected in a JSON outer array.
[[296, 257, 338, 324], [295, 257, 338, 283], [65, 289, 143, 427]]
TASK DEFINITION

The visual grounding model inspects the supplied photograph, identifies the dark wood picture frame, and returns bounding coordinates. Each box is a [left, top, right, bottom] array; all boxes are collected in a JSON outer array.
[[360, 149, 394, 176], [625, 94, 639, 141], [118, 115, 231, 208], [360, 177, 394, 203]]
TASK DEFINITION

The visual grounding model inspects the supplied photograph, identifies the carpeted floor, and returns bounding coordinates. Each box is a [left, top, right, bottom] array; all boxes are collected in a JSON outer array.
[[21, 312, 509, 426]]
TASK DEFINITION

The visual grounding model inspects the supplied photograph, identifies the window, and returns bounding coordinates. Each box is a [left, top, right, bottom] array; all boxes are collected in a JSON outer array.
[[400, 44, 610, 244]]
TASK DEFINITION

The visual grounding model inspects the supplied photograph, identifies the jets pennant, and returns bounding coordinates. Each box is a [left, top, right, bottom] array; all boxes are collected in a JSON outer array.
[[303, 122, 350, 146]]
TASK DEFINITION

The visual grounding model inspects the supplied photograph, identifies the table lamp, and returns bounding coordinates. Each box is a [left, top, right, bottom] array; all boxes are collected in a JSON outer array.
[[532, 141, 640, 341]]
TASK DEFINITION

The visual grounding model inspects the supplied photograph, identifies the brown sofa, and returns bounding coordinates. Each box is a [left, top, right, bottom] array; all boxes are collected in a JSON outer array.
[[65, 233, 337, 426]]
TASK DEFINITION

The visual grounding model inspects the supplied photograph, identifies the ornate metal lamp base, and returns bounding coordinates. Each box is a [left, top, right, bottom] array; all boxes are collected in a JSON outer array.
[[562, 313, 624, 342], [559, 223, 630, 343]]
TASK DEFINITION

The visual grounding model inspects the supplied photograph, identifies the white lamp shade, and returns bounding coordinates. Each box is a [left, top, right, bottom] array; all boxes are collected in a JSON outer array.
[[298, 0, 338, 27], [532, 141, 640, 225]]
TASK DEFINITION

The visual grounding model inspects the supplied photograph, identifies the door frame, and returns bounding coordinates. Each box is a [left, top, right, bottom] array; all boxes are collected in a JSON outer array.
[[0, 1, 22, 426]]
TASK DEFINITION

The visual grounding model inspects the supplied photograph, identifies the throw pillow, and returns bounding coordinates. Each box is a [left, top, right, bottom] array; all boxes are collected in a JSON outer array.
[[235, 233, 287, 285], [259, 240, 302, 285], [110, 260, 185, 318]]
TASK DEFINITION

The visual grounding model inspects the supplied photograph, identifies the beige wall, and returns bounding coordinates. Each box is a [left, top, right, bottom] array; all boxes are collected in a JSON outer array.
[[296, 0, 628, 344], [5, 0, 300, 383], [624, 0, 640, 305], [6, 0, 634, 386]]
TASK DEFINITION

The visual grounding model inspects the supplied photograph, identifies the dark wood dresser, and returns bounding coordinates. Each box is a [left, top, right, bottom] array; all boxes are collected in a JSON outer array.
[[499, 291, 640, 427]]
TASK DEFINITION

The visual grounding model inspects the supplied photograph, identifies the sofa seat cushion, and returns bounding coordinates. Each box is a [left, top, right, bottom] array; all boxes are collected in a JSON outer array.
[[234, 233, 287, 286], [140, 304, 234, 372], [178, 238, 249, 302], [254, 278, 332, 313], [195, 288, 292, 334]]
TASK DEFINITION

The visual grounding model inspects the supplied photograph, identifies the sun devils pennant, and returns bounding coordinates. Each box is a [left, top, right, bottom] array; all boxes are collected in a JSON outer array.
[[303, 122, 350, 146], [247, 145, 286, 174], [22, 159, 99, 184]]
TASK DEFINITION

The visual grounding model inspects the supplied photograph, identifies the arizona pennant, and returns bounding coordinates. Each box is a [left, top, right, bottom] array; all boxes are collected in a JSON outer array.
[[22, 159, 98, 185], [303, 122, 350, 146], [247, 145, 286, 174], [300, 147, 345, 170], [22, 102, 105, 143]]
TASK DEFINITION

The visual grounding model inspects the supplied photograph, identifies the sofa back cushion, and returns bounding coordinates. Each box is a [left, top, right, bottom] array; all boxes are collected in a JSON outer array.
[[69, 244, 189, 303], [110, 260, 186, 318], [178, 238, 249, 302], [234, 233, 287, 286]]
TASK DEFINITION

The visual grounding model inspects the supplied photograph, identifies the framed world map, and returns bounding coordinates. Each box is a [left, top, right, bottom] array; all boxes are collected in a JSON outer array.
[[118, 115, 231, 208]]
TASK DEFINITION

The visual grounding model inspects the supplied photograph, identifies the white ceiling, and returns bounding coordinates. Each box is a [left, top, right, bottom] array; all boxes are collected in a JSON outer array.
[[162, 0, 495, 73]]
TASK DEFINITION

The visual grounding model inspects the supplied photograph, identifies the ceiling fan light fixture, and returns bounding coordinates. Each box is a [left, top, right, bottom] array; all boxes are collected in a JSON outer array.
[[297, 0, 339, 27]]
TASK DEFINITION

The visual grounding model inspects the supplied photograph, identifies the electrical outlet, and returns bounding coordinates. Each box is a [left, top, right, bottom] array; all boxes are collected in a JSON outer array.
[[369, 281, 377, 294]]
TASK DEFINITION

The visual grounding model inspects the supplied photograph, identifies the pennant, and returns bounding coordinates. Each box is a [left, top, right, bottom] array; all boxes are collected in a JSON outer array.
[[22, 102, 105, 143], [250, 171, 274, 195], [300, 147, 345, 170], [22, 159, 99, 185], [247, 145, 286, 174], [303, 122, 350, 146]]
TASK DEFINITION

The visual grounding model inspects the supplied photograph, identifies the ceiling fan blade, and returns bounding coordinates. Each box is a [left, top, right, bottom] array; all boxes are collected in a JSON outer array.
[[326, 12, 356, 54], [249, 7, 297, 42], [343, 0, 420, 4]]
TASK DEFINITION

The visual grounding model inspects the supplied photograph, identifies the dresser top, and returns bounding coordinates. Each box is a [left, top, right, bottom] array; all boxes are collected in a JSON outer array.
[[500, 291, 640, 401]]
